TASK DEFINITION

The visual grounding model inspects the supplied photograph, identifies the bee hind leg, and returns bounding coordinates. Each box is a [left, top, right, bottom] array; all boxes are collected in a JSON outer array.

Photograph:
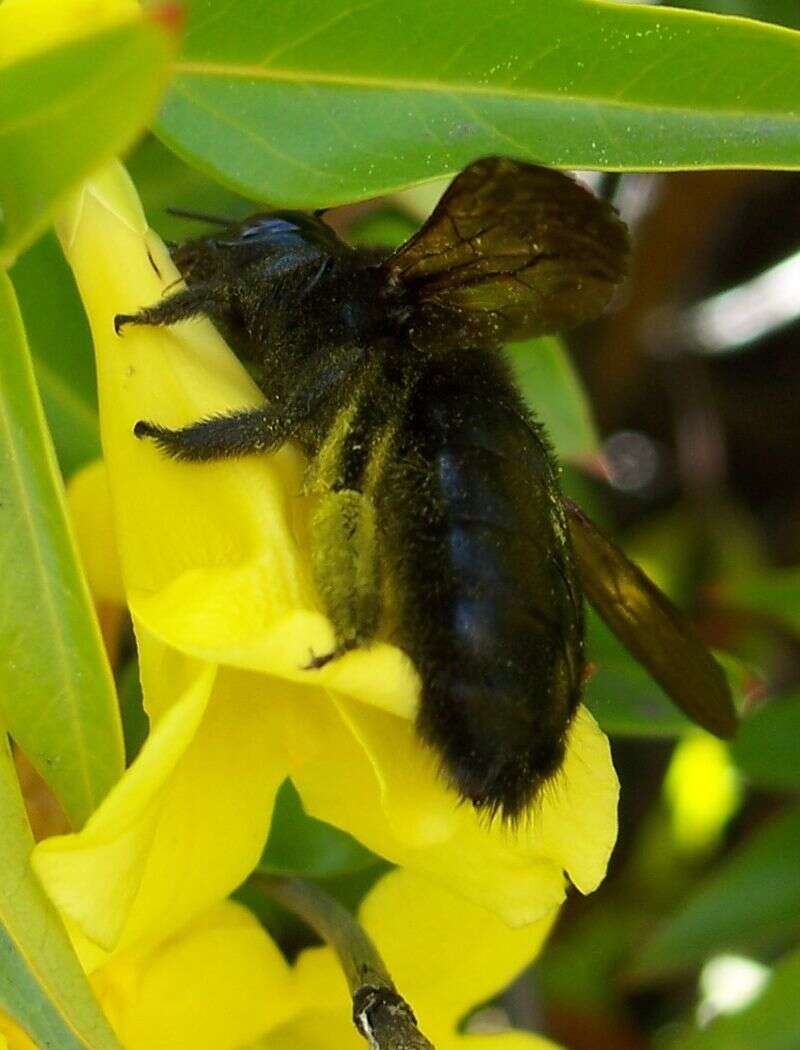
[[134, 405, 291, 461], [305, 489, 381, 669]]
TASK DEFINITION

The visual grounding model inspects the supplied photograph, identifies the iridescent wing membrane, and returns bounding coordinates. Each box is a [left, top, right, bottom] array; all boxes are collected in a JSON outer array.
[[566, 500, 737, 738], [383, 157, 630, 351]]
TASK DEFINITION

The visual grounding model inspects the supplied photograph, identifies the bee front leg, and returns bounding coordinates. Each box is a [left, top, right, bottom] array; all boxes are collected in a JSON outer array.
[[114, 282, 231, 334], [307, 489, 381, 668]]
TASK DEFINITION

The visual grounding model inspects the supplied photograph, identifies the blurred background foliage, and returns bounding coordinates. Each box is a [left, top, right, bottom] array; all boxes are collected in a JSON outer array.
[[3, 0, 800, 1047]]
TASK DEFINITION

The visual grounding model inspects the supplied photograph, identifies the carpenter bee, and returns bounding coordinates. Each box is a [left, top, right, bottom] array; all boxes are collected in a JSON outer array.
[[116, 158, 736, 821]]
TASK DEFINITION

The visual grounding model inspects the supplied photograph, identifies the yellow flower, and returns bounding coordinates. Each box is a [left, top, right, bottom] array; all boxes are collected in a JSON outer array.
[[664, 731, 741, 855], [91, 898, 297, 1050], [256, 869, 562, 1050], [3, 870, 563, 1050], [32, 161, 618, 961], [0, 0, 138, 69], [0, 1015, 32, 1050]]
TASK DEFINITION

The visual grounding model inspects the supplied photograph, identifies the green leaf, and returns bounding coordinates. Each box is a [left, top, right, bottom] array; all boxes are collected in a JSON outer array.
[[0, 733, 122, 1049], [0, 14, 175, 267], [538, 902, 645, 1011], [0, 273, 124, 827], [126, 134, 255, 243], [507, 336, 598, 460], [632, 805, 800, 980], [583, 573, 751, 738], [731, 693, 800, 791], [10, 232, 99, 477], [728, 568, 800, 635], [672, 948, 800, 1050], [672, 0, 800, 31], [261, 779, 380, 878], [157, 0, 800, 206], [348, 208, 417, 250], [584, 611, 693, 737], [117, 658, 149, 767]]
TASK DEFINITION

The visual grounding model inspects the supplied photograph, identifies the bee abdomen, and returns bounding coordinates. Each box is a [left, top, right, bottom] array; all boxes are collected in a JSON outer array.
[[383, 350, 584, 820]]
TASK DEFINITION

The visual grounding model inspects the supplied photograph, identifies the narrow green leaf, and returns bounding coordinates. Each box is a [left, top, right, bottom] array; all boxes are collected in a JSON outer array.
[[672, 948, 800, 1050], [11, 232, 99, 477], [632, 806, 800, 980], [0, 14, 175, 267], [0, 273, 124, 827], [507, 336, 598, 460], [731, 693, 800, 791], [157, 0, 800, 206], [0, 733, 122, 1049]]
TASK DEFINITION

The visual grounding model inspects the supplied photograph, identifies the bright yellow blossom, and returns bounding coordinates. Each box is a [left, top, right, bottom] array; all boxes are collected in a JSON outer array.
[[32, 162, 618, 966], [255, 869, 562, 1050], [665, 731, 741, 855], [0, 0, 138, 69], [4, 870, 563, 1049]]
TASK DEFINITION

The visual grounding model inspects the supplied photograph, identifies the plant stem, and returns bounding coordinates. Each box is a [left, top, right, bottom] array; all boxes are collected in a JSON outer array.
[[253, 873, 435, 1050]]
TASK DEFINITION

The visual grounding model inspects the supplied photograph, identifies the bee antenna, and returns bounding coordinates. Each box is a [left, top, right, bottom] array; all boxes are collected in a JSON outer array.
[[165, 207, 235, 227]]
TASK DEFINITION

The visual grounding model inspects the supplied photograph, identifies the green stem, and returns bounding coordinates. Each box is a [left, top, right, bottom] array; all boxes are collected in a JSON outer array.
[[253, 873, 435, 1050]]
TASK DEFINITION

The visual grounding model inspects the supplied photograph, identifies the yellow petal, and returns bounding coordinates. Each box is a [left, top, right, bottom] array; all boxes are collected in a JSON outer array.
[[360, 870, 557, 1037], [55, 162, 420, 715], [33, 658, 287, 955], [138, 582, 419, 721], [275, 687, 617, 926], [458, 1034, 561, 1050], [0, 1014, 36, 1050], [289, 949, 348, 1017], [66, 459, 125, 606], [280, 872, 562, 1050], [32, 657, 215, 949], [665, 731, 741, 854], [93, 901, 298, 1050], [0, 0, 137, 69], [56, 165, 417, 709], [521, 705, 619, 897], [256, 1012, 360, 1050], [57, 163, 315, 629], [254, 1016, 560, 1050]]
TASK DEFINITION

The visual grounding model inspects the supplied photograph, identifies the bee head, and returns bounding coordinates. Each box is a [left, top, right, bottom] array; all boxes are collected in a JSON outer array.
[[171, 210, 348, 284]]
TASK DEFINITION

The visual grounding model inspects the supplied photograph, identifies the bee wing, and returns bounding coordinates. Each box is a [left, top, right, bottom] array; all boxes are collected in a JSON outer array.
[[383, 157, 629, 350], [565, 499, 737, 738]]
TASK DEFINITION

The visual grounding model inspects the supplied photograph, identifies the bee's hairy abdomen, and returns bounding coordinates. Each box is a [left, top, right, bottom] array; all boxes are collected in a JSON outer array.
[[380, 349, 585, 821]]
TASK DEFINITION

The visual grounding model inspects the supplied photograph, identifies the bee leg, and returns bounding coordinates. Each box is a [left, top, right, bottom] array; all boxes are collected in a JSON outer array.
[[134, 405, 291, 461], [134, 343, 368, 463], [306, 490, 381, 666], [114, 282, 230, 334], [304, 644, 355, 671]]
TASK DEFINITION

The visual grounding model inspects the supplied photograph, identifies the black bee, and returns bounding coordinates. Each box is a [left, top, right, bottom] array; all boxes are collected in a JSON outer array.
[[116, 158, 736, 820]]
